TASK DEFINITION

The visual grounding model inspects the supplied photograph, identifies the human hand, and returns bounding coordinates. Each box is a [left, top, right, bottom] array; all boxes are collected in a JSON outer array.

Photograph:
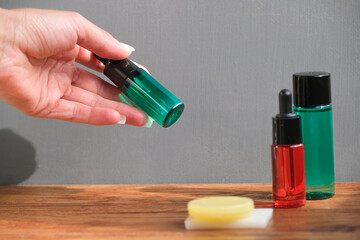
[[0, 8, 148, 126]]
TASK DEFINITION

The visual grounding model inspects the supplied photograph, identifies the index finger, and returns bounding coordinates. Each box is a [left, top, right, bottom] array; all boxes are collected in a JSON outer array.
[[73, 13, 134, 60]]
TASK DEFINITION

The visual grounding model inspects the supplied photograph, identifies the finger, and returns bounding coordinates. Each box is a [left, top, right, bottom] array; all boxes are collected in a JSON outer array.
[[47, 99, 121, 125], [63, 86, 148, 127], [74, 13, 135, 60], [75, 46, 150, 75], [75, 46, 105, 72], [72, 68, 120, 100]]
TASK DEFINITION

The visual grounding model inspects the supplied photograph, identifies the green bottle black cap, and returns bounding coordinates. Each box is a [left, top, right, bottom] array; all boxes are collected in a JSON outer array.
[[93, 53, 184, 128], [293, 72, 331, 107], [93, 53, 137, 88]]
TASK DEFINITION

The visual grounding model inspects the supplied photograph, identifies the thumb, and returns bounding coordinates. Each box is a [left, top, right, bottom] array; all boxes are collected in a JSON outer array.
[[73, 12, 135, 59]]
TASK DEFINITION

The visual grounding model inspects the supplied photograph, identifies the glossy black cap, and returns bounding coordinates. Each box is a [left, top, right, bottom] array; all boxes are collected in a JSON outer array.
[[293, 72, 331, 107], [273, 89, 302, 145], [93, 53, 138, 88]]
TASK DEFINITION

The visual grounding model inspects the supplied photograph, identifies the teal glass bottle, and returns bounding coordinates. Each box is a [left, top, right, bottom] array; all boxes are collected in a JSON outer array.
[[94, 54, 184, 128], [122, 68, 184, 127], [293, 72, 335, 200]]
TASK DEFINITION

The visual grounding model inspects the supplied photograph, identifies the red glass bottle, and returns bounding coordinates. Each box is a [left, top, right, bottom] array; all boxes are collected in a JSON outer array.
[[271, 89, 306, 208], [271, 144, 306, 208]]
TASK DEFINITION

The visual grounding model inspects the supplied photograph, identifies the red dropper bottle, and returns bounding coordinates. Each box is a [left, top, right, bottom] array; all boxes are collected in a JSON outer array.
[[271, 89, 306, 208]]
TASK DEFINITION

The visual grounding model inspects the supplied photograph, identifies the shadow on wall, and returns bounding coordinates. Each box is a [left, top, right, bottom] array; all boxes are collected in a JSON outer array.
[[0, 129, 37, 185]]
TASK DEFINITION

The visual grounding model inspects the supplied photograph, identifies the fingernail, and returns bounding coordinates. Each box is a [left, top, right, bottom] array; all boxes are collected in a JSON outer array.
[[143, 117, 154, 128], [121, 43, 135, 52], [117, 115, 127, 125]]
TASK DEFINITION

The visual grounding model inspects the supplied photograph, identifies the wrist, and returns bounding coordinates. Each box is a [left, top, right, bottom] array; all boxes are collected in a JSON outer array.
[[0, 8, 16, 59], [0, 8, 17, 76]]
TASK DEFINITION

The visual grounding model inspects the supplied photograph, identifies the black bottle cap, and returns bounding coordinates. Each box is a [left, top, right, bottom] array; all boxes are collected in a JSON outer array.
[[293, 72, 331, 107], [93, 53, 138, 87], [273, 89, 302, 145]]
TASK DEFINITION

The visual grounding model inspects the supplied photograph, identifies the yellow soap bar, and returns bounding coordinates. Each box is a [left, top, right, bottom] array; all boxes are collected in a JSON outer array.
[[187, 196, 254, 222]]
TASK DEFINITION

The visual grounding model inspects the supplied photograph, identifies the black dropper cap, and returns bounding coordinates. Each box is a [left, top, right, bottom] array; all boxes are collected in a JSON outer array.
[[293, 72, 331, 107], [273, 89, 302, 145], [93, 53, 138, 88]]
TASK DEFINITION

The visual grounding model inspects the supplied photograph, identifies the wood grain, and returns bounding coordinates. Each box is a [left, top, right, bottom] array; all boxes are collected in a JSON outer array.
[[0, 183, 359, 239]]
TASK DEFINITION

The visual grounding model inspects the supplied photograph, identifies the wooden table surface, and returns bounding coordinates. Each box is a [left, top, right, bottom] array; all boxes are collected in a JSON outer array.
[[0, 182, 359, 240]]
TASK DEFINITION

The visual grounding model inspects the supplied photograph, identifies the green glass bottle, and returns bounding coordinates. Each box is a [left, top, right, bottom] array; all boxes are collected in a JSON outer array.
[[94, 54, 184, 128], [293, 72, 335, 200]]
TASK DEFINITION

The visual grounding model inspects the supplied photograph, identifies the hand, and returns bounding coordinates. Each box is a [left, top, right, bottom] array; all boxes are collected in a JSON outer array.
[[0, 8, 148, 126]]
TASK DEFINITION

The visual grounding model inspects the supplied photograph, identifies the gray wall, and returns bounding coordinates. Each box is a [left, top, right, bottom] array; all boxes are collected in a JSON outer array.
[[0, 0, 359, 185]]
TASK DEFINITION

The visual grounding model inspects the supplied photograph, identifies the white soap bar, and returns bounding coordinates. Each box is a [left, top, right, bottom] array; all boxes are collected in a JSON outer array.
[[184, 208, 273, 230]]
